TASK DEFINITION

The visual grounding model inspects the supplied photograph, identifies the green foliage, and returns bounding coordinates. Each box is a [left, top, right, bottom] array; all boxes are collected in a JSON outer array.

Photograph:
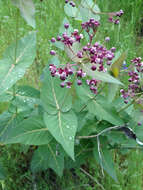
[[0, 32, 36, 94], [82, 64, 123, 85], [75, 82, 124, 125], [93, 137, 117, 182], [0, 0, 143, 189], [64, 0, 100, 21], [41, 64, 72, 114], [0, 116, 53, 145], [44, 110, 77, 160], [31, 140, 65, 177]]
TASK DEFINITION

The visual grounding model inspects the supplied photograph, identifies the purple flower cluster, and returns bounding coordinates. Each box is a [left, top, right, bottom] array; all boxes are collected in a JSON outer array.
[[65, 0, 75, 7], [81, 19, 100, 33], [82, 42, 115, 72], [108, 9, 124, 24], [87, 79, 98, 94], [50, 26, 83, 49], [120, 57, 143, 104], [131, 57, 143, 73], [49, 64, 86, 88], [49, 20, 116, 94]]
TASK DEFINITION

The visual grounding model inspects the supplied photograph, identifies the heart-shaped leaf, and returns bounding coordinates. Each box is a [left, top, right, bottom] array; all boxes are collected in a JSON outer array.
[[44, 110, 77, 160], [0, 32, 36, 95], [0, 115, 53, 145]]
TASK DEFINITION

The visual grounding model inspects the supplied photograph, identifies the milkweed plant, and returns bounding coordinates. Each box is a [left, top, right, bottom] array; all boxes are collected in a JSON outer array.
[[0, 0, 143, 182]]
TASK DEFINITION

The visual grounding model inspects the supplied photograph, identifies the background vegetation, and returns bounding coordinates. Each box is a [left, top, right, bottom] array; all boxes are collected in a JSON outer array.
[[0, 0, 143, 189]]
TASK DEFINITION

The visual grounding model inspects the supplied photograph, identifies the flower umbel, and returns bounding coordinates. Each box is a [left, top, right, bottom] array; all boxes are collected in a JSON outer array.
[[49, 19, 118, 93]]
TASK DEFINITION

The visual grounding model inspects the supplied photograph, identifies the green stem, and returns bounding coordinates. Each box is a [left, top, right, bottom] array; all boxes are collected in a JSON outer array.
[[13, 9, 19, 114], [110, 146, 142, 150], [117, 99, 135, 113], [81, 4, 115, 16]]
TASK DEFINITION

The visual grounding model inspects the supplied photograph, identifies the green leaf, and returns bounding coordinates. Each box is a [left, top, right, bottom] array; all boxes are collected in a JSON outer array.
[[65, 144, 90, 169], [72, 96, 86, 113], [49, 56, 60, 67], [107, 83, 119, 103], [82, 64, 123, 85], [76, 83, 124, 125], [79, 2, 100, 22], [7, 85, 40, 113], [31, 140, 64, 177], [0, 32, 36, 95], [64, 0, 100, 22], [41, 65, 72, 114], [0, 92, 13, 102], [130, 109, 143, 141], [93, 137, 117, 182], [11, 97, 38, 113], [0, 115, 53, 145], [78, 112, 97, 135], [12, 0, 36, 28], [65, 42, 81, 62], [88, 100, 124, 125], [44, 110, 77, 160], [75, 81, 94, 103], [0, 111, 24, 144], [64, 3, 79, 18], [54, 41, 64, 50], [16, 85, 40, 99], [81, 0, 96, 7], [0, 85, 39, 103], [131, 109, 143, 123], [107, 131, 128, 145]]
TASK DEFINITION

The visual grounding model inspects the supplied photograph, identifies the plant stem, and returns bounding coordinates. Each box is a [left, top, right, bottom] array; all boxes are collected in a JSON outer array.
[[97, 136, 104, 177], [80, 4, 116, 16], [117, 99, 135, 113], [110, 146, 142, 150], [13, 9, 19, 115], [80, 168, 106, 190], [77, 125, 120, 139]]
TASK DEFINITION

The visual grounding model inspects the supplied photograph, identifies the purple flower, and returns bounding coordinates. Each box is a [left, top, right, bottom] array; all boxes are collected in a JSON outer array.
[[77, 80, 82, 85], [108, 17, 114, 23], [138, 122, 142, 126], [50, 50, 56, 55], [114, 19, 120, 24], [60, 82, 65, 88], [105, 37, 110, 42], [57, 35, 62, 41], [51, 37, 56, 43], [77, 51, 83, 58], [111, 47, 116, 52], [91, 65, 97, 71], [64, 23, 69, 29]]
